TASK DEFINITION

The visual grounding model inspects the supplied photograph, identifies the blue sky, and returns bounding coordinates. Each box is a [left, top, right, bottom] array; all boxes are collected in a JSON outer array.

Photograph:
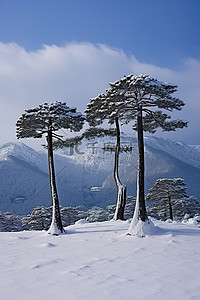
[[0, 0, 200, 145], [0, 0, 200, 67], [1, 0, 200, 68]]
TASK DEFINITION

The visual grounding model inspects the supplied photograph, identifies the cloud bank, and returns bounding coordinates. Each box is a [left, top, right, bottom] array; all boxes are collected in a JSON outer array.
[[0, 42, 199, 146]]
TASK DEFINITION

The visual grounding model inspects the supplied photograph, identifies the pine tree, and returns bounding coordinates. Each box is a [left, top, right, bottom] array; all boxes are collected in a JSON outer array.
[[16, 101, 84, 234], [86, 74, 187, 236], [146, 178, 200, 220], [85, 91, 129, 220], [86, 206, 109, 222]]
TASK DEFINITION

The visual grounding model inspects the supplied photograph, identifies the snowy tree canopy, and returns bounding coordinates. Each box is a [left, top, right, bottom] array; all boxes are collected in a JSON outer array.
[[85, 74, 188, 131], [146, 178, 188, 201], [16, 101, 85, 139], [146, 178, 200, 220]]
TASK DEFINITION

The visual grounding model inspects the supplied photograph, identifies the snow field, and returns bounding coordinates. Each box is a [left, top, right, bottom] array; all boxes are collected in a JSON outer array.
[[0, 219, 199, 300]]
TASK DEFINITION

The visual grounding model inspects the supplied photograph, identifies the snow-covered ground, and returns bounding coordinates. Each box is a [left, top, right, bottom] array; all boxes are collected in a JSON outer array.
[[1, 219, 199, 300]]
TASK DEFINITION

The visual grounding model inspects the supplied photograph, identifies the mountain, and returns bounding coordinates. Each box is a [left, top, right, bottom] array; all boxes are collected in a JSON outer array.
[[0, 136, 200, 215]]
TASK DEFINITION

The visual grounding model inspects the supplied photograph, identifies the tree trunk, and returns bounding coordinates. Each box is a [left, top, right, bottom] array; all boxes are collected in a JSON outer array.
[[113, 117, 126, 220], [167, 192, 173, 220], [136, 105, 148, 222], [47, 129, 64, 234]]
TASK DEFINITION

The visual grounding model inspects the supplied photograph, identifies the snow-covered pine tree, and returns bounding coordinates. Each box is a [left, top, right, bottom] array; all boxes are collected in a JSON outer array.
[[0, 212, 23, 232], [86, 206, 109, 222], [85, 90, 130, 220], [146, 178, 200, 220], [16, 101, 84, 235], [86, 74, 187, 236], [172, 196, 200, 220]]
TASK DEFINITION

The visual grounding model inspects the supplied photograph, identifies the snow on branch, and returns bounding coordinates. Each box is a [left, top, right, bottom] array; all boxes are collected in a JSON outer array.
[[16, 101, 85, 139]]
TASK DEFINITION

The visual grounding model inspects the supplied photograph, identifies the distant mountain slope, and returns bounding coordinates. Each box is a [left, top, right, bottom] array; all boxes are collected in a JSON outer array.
[[145, 136, 200, 169], [0, 137, 199, 215]]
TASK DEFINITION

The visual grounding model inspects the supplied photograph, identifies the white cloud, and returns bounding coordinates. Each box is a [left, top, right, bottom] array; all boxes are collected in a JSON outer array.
[[0, 41, 199, 147]]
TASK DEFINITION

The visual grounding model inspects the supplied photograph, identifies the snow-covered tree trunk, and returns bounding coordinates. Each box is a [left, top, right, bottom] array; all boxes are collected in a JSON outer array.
[[113, 117, 126, 220], [128, 106, 154, 236], [137, 106, 148, 222], [46, 128, 64, 234]]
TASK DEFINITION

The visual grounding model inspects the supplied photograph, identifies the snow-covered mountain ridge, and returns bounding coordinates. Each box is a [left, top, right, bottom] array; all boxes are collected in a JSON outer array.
[[144, 136, 200, 169], [58, 134, 200, 170], [0, 142, 47, 171], [0, 136, 199, 215]]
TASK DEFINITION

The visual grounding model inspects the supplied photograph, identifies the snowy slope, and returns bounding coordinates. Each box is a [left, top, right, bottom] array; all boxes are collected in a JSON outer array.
[[0, 219, 199, 300], [0, 142, 47, 171], [58, 135, 200, 202], [0, 137, 200, 215], [145, 136, 200, 169]]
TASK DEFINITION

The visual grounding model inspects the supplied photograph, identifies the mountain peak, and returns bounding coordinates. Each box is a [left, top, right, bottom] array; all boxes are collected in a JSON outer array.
[[0, 142, 47, 170]]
